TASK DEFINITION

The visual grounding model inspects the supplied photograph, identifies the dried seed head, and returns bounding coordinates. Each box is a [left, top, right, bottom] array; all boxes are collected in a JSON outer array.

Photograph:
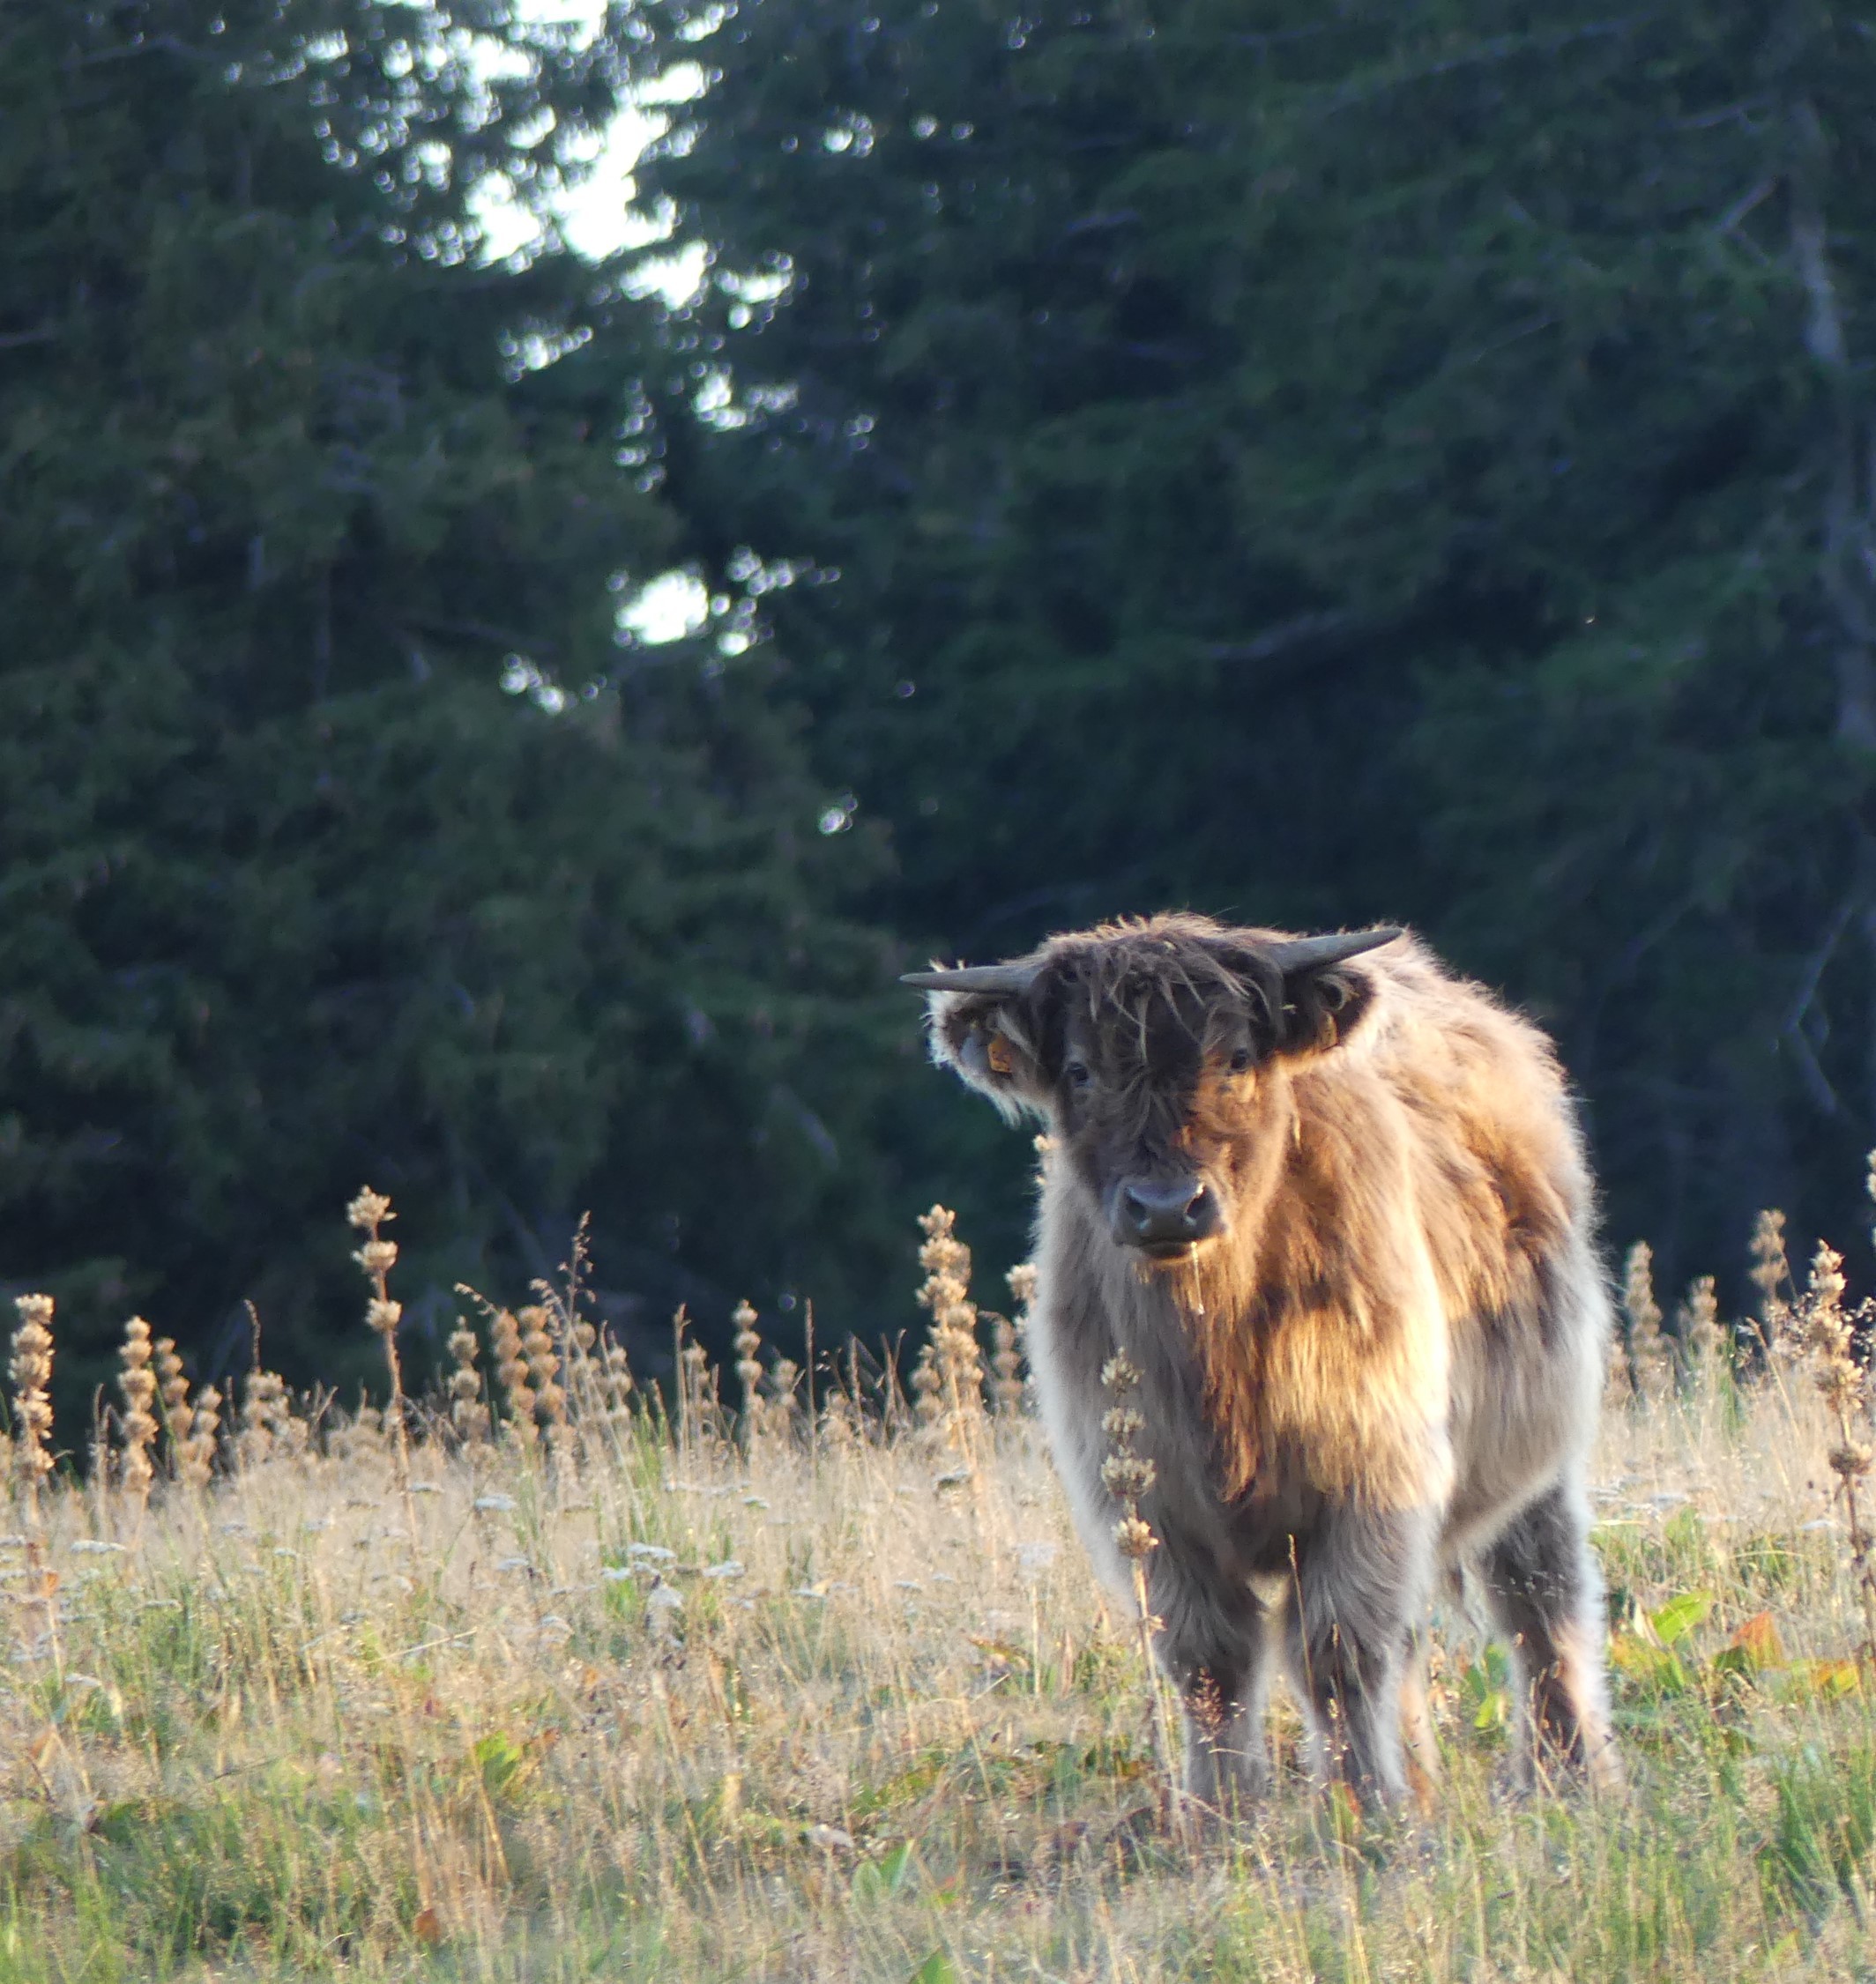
[[917, 1205, 969, 1282], [819, 1389, 860, 1451], [1830, 1441, 1874, 1481], [346, 1187, 393, 1231], [1101, 1404, 1143, 1443], [354, 1238, 398, 1278], [767, 1357, 800, 1417], [1100, 1352, 1141, 1396], [366, 1298, 402, 1337], [600, 1339, 634, 1413], [1113, 1514, 1158, 1559], [1101, 1451, 1158, 1501]]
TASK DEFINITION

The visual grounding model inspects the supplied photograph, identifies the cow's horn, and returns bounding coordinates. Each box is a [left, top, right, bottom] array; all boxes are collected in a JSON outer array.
[[899, 961, 1041, 995], [1265, 926, 1403, 972]]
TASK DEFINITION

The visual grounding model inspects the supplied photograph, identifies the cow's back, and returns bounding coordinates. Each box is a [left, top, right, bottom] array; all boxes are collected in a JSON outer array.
[[1318, 940, 1608, 1549]]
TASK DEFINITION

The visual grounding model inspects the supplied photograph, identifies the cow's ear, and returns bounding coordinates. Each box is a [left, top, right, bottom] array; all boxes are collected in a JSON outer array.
[[1274, 955, 1384, 1060], [923, 985, 1053, 1122]]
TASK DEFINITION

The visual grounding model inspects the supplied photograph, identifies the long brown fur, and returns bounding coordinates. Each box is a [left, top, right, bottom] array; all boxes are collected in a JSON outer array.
[[919, 914, 1618, 1810]]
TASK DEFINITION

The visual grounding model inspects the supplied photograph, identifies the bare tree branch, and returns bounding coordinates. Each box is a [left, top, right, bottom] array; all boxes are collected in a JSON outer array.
[[1782, 895, 1855, 1117], [1204, 611, 1351, 665]]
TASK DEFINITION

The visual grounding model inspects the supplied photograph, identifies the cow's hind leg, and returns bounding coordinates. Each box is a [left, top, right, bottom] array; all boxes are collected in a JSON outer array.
[[1478, 1477, 1619, 1789]]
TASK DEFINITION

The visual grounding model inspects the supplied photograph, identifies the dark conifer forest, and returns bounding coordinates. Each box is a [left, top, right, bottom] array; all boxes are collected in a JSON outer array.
[[5, 0, 1875, 1416]]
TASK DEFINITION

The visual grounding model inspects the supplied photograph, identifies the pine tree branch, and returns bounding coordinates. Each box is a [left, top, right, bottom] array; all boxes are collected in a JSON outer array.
[[1321, 18, 1649, 115]]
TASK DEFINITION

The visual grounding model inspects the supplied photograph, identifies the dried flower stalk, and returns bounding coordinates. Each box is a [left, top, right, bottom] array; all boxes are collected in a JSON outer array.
[[518, 1305, 567, 1441], [993, 1262, 1037, 1418], [765, 1356, 800, 1439], [1622, 1241, 1669, 1403], [909, 1340, 942, 1429], [915, 1206, 986, 1447], [446, 1319, 490, 1445], [178, 1384, 221, 1489], [1678, 1274, 1723, 1393], [1101, 1349, 1185, 1839], [536, 1219, 605, 1438], [1801, 1243, 1876, 1656], [672, 1309, 718, 1453], [348, 1186, 411, 1491], [153, 1336, 190, 1473], [488, 1306, 538, 1445], [236, 1368, 300, 1470], [732, 1300, 765, 1439], [1750, 1208, 1794, 1359], [11, 1295, 56, 1515], [598, 1332, 635, 1431], [116, 1317, 160, 1512], [819, 1385, 861, 1452]]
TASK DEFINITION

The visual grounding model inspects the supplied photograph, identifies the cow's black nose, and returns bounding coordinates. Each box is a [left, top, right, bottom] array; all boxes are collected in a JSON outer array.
[[1120, 1178, 1220, 1248]]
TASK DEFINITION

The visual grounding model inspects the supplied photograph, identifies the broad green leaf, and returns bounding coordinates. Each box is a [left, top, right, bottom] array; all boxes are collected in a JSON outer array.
[[1649, 1591, 1716, 1647], [1610, 1636, 1694, 1695]]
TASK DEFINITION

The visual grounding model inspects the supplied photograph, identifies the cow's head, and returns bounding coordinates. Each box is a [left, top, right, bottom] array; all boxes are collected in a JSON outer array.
[[905, 916, 1401, 1266]]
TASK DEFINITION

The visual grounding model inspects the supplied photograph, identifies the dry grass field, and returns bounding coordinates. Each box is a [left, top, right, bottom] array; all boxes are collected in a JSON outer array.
[[5, 1197, 1876, 1981]]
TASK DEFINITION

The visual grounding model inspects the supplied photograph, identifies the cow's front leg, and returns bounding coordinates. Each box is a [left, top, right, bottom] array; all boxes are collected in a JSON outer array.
[[1284, 1507, 1437, 1810], [1149, 1557, 1273, 1816], [1172, 1624, 1281, 1816]]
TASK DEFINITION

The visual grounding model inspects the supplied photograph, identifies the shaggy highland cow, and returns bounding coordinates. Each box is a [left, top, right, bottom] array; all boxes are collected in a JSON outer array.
[[905, 916, 1618, 1809]]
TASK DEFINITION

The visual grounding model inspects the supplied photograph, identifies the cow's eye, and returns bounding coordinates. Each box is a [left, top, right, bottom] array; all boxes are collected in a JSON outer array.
[[1064, 1059, 1092, 1090], [1228, 1045, 1254, 1074]]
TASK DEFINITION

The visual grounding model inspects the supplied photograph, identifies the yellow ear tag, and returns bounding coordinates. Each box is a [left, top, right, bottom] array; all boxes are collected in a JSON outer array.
[[986, 1037, 1015, 1076]]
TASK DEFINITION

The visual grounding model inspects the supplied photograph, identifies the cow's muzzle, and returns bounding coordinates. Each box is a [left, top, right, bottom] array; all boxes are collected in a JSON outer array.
[[1113, 1176, 1224, 1257]]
